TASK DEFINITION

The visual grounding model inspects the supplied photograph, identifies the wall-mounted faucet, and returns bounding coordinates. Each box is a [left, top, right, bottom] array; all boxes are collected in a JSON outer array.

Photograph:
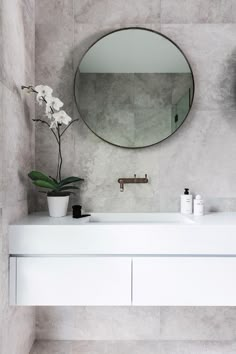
[[118, 174, 149, 192]]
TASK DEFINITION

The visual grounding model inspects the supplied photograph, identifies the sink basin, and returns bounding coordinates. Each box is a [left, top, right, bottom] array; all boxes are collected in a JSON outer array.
[[89, 213, 194, 224]]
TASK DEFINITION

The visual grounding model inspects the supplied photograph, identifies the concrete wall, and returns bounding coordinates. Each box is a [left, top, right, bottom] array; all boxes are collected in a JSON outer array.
[[0, 0, 35, 353]]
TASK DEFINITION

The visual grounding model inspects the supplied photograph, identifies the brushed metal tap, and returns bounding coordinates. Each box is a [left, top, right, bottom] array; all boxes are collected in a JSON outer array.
[[118, 174, 148, 192]]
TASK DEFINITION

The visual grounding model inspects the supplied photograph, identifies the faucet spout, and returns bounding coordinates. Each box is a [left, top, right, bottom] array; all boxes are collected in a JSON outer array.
[[118, 179, 124, 192], [117, 174, 148, 192]]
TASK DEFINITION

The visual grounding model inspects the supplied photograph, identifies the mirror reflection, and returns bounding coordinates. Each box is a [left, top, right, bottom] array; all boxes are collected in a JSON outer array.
[[74, 28, 194, 148]]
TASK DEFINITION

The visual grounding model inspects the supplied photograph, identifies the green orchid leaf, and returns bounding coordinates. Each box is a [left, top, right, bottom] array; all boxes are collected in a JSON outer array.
[[58, 176, 84, 187], [58, 186, 79, 192], [28, 170, 49, 181], [49, 176, 58, 184], [28, 171, 58, 187], [33, 179, 57, 190]]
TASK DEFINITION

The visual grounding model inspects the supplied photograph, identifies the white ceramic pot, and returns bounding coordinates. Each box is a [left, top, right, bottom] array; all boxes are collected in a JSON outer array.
[[47, 195, 69, 217]]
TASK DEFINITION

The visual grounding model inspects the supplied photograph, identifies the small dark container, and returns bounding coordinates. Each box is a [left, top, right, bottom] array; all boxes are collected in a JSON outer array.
[[72, 205, 91, 219], [72, 205, 82, 218]]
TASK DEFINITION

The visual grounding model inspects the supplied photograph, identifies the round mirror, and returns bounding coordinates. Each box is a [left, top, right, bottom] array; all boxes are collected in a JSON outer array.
[[74, 28, 194, 148]]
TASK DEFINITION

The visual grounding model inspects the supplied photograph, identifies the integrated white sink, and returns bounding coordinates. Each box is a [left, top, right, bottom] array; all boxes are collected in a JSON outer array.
[[9, 212, 236, 257], [89, 213, 195, 224], [8, 212, 236, 307]]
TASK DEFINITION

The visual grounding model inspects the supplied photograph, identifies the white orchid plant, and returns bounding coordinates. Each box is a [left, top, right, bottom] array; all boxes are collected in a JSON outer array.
[[22, 84, 84, 195]]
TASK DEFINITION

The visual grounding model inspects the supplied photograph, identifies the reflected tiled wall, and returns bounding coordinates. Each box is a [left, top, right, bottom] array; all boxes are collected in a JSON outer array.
[[77, 73, 192, 147], [0, 0, 35, 353], [35, 0, 236, 352]]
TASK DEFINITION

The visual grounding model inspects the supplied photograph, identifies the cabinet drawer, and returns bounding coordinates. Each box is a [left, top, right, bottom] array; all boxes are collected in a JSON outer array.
[[133, 257, 236, 306], [13, 257, 131, 306]]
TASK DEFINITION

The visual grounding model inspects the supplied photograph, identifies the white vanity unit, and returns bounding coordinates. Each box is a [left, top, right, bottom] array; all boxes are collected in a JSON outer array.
[[9, 212, 236, 306]]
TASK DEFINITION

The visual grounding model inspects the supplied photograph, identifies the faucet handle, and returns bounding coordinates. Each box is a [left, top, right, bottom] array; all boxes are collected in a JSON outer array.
[[134, 174, 136, 178], [145, 174, 147, 178]]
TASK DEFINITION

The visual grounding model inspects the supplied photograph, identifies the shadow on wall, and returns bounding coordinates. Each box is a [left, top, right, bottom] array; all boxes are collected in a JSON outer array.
[[221, 48, 236, 113], [230, 49, 236, 112]]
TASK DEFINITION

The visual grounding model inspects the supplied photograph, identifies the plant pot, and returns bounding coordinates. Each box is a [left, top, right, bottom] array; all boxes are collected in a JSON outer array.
[[47, 193, 69, 217]]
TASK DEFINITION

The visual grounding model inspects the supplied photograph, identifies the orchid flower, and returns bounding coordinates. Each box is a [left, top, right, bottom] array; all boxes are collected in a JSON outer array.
[[35, 85, 53, 105], [50, 110, 72, 128], [46, 97, 63, 116]]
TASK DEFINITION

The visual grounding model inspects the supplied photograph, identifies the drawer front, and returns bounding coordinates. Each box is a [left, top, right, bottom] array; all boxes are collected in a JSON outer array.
[[15, 257, 131, 306], [133, 257, 236, 306]]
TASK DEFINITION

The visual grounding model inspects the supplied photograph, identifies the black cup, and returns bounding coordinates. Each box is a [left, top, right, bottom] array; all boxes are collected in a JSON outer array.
[[72, 205, 82, 218]]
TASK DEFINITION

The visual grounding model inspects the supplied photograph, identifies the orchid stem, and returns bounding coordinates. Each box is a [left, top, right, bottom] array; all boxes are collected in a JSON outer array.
[[60, 119, 79, 137], [32, 119, 59, 144]]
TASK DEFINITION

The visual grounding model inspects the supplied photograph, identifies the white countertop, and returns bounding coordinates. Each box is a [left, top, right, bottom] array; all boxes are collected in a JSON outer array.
[[10, 211, 236, 225], [9, 212, 236, 256]]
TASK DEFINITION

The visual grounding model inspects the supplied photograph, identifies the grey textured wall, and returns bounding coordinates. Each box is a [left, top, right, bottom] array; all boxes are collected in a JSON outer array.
[[34, 0, 236, 353], [35, 0, 236, 214], [0, 0, 35, 353]]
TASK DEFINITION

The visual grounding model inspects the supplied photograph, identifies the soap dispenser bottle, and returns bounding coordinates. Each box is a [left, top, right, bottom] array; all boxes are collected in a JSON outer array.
[[181, 188, 193, 215], [194, 195, 204, 216]]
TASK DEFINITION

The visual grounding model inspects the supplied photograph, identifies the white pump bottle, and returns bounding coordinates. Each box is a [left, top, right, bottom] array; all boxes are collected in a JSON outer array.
[[180, 188, 193, 215], [194, 195, 204, 216]]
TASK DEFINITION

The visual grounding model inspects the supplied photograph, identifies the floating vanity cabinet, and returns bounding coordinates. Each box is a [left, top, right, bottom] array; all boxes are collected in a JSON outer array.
[[10, 257, 132, 306], [9, 212, 236, 306], [132, 257, 236, 306]]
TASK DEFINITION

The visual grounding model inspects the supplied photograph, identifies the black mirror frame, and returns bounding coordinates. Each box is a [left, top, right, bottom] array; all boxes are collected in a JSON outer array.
[[74, 27, 195, 149]]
